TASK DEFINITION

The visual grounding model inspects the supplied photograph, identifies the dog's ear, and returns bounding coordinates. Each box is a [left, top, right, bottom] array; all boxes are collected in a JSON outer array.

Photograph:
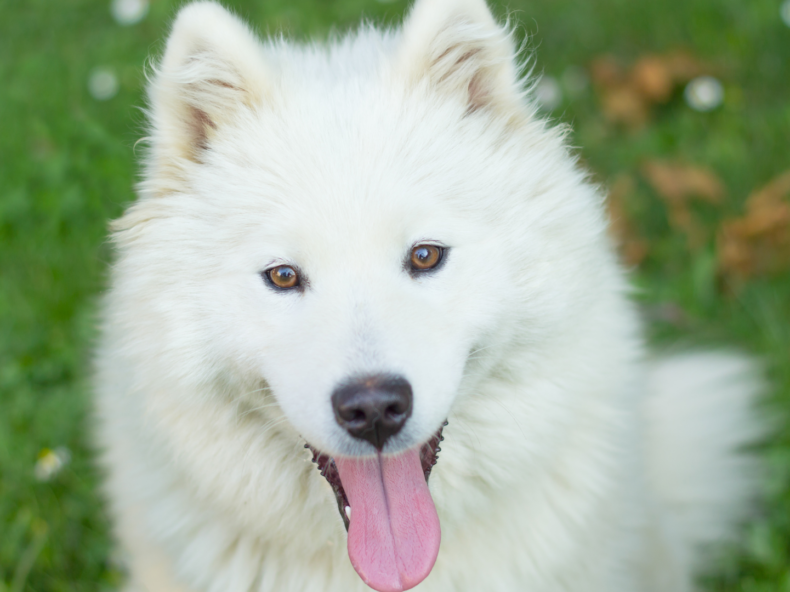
[[148, 2, 270, 164], [395, 0, 524, 117]]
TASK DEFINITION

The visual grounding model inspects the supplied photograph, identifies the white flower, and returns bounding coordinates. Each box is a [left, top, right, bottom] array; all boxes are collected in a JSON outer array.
[[534, 76, 562, 111], [111, 0, 149, 26], [34, 447, 71, 482], [88, 68, 119, 101], [684, 76, 724, 112], [782, 0, 790, 27]]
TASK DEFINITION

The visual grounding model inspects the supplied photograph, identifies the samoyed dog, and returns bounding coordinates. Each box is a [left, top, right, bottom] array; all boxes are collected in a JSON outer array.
[[95, 0, 761, 590]]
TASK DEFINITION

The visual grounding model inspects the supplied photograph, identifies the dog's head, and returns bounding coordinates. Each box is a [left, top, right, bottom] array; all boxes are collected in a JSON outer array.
[[110, 0, 624, 589]]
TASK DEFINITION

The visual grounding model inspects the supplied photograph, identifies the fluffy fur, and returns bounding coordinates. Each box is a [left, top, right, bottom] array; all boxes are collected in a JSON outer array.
[[95, 1, 761, 590]]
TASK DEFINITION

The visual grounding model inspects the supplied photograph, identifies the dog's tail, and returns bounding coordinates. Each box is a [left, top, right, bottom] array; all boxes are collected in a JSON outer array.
[[643, 352, 764, 589]]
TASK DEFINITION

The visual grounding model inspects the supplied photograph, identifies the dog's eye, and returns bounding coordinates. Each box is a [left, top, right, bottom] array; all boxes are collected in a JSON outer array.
[[409, 245, 445, 273], [264, 265, 301, 290]]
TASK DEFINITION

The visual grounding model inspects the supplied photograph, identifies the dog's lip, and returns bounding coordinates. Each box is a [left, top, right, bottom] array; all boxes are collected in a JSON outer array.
[[305, 421, 447, 531]]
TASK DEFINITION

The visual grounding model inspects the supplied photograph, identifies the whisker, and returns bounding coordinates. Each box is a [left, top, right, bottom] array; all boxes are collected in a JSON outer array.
[[255, 416, 291, 439], [468, 343, 496, 357], [238, 385, 273, 398], [237, 401, 283, 419]]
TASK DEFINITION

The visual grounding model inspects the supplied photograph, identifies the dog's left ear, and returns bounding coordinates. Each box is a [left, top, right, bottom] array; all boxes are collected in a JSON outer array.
[[395, 0, 524, 117]]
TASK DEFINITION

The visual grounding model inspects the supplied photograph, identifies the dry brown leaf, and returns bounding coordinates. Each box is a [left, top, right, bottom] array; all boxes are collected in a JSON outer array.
[[632, 56, 674, 103], [607, 174, 649, 266], [641, 161, 726, 249], [718, 171, 790, 279], [590, 56, 651, 128], [642, 161, 725, 205], [738, 171, 790, 237], [601, 87, 651, 128]]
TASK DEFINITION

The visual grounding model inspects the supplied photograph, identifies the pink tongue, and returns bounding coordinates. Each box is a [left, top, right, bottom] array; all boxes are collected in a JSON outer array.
[[335, 449, 441, 592]]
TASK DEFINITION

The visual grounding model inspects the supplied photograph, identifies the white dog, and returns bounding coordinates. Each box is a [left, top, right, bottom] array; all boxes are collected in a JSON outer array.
[[95, 1, 761, 590]]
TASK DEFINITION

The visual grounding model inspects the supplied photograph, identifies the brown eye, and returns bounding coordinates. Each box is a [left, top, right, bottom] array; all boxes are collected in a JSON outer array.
[[409, 244, 444, 272], [266, 265, 300, 290]]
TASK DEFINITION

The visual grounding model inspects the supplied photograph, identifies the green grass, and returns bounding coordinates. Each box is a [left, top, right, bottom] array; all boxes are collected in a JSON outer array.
[[1, 0, 788, 590]]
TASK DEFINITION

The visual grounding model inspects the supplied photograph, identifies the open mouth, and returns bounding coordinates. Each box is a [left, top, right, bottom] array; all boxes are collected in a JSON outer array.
[[304, 422, 446, 592], [305, 421, 446, 530]]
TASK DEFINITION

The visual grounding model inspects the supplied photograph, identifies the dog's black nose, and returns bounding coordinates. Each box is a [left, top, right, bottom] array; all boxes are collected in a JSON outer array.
[[332, 374, 413, 451]]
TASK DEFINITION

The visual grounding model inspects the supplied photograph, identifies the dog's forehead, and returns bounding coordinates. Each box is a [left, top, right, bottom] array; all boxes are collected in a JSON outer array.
[[215, 103, 480, 224], [245, 183, 452, 265]]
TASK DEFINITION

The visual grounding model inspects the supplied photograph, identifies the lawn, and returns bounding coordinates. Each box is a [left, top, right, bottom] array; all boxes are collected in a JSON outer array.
[[1, 0, 788, 590]]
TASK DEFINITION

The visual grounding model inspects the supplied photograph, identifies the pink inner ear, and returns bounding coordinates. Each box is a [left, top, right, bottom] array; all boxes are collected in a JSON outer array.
[[467, 71, 491, 112], [187, 106, 216, 155]]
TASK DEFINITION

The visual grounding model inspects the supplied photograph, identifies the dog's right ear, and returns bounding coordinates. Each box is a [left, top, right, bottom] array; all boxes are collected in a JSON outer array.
[[148, 2, 270, 165], [395, 0, 524, 118]]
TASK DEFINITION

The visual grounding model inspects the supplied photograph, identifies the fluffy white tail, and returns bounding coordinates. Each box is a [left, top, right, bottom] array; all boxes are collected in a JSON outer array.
[[644, 352, 764, 590]]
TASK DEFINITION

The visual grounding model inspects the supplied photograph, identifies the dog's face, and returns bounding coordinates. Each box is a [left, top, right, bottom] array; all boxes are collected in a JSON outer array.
[[187, 103, 522, 459], [112, 0, 618, 589]]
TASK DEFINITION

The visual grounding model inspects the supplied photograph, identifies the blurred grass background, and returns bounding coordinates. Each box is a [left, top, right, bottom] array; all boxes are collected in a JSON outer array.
[[1, 0, 788, 590]]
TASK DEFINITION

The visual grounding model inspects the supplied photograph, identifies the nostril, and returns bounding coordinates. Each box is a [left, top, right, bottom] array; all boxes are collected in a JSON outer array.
[[385, 403, 404, 418]]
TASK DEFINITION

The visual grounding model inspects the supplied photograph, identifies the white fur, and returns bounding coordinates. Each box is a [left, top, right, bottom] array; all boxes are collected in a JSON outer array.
[[95, 1, 761, 591]]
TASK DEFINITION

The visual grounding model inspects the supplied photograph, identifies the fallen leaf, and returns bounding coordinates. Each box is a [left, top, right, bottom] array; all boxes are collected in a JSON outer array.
[[641, 161, 726, 249], [601, 87, 651, 128], [590, 55, 649, 128], [718, 171, 790, 279], [642, 161, 725, 205], [632, 56, 674, 103]]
